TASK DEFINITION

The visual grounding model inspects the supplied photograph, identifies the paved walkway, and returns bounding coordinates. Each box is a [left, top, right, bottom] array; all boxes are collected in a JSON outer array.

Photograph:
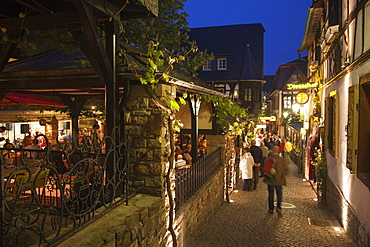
[[188, 159, 357, 247]]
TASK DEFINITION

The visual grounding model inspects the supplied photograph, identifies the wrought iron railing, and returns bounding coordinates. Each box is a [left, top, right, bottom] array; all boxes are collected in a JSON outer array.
[[175, 147, 222, 210], [0, 128, 129, 246]]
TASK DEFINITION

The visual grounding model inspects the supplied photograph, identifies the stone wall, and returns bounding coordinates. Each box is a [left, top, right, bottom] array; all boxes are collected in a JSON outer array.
[[326, 177, 370, 247], [124, 84, 175, 196], [57, 194, 167, 246], [57, 165, 225, 247], [174, 166, 224, 247], [57, 84, 227, 246]]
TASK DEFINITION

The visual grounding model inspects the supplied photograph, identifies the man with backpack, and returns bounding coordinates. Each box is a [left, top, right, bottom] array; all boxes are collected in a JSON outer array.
[[263, 146, 289, 215]]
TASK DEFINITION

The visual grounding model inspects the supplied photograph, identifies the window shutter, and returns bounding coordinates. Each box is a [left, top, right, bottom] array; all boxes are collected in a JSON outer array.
[[346, 85, 359, 172], [333, 94, 338, 157], [324, 97, 329, 148]]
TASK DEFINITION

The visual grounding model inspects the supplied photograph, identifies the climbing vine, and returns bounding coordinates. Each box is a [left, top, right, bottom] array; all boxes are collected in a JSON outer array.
[[202, 94, 249, 134], [311, 144, 328, 182]]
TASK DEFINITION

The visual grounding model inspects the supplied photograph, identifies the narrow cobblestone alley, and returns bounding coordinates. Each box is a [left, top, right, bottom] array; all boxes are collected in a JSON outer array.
[[188, 159, 357, 247]]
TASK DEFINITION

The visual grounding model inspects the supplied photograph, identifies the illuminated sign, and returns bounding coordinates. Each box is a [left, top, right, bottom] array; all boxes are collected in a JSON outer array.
[[295, 92, 309, 104], [259, 116, 276, 121], [330, 90, 337, 97], [286, 82, 318, 90]]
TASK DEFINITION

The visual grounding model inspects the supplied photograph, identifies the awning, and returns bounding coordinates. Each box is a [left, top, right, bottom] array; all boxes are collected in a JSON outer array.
[[0, 93, 65, 107], [287, 122, 303, 131]]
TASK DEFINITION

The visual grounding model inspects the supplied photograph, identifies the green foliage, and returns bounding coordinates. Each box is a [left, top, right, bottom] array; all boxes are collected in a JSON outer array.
[[202, 94, 249, 134], [1, 24, 76, 56], [122, 0, 213, 75], [311, 145, 327, 182]]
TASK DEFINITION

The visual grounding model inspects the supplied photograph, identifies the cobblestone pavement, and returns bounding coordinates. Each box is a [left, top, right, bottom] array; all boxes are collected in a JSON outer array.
[[188, 159, 357, 247]]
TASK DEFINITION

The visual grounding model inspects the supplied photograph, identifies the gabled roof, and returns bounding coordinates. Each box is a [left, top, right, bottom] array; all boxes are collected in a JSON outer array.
[[4, 49, 91, 72], [271, 57, 307, 92], [1, 45, 225, 98], [188, 24, 265, 82]]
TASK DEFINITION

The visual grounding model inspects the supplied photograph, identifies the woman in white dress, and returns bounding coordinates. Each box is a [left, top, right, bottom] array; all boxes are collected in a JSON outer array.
[[239, 147, 255, 191]]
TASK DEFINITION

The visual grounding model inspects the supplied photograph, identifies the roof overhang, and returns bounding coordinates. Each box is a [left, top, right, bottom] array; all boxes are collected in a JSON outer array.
[[0, 0, 158, 32], [169, 78, 227, 97], [298, 6, 323, 53]]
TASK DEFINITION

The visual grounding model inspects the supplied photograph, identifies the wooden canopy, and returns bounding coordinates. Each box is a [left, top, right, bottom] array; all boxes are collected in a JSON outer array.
[[0, 0, 158, 96]]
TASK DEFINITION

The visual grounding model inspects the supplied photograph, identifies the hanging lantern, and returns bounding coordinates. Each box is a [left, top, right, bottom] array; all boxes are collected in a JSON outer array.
[[39, 118, 47, 126], [39, 110, 46, 126]]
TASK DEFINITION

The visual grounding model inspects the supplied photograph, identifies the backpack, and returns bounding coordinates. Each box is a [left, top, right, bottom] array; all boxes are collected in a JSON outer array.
[[264, 157, 277, 179]]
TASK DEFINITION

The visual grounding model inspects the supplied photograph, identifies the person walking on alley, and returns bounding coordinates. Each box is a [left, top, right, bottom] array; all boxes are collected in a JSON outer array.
[[239, 148, 255, 191], [259, 142, 269, 177], [263, 146, 289, 215], [250, 140, 263, 190], [284, 138, 293, 159]]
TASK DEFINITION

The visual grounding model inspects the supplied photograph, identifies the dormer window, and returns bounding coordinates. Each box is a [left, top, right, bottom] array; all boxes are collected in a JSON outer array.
[[218, 58, 227, 70], [203, 60, 211, 71]]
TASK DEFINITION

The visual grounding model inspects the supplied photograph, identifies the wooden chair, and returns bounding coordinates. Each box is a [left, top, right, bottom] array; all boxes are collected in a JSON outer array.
[[7, 168, 49, 200], [5, 169, 50, 233]]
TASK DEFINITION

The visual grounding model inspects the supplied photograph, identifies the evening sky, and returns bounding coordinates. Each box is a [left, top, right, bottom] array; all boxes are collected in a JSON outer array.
[[184, 0, 312, 75]]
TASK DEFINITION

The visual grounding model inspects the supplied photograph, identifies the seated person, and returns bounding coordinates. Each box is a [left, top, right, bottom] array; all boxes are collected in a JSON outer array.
[[50, 147, 69, 174], [24, 139, 42, 159], [175, 155, 187, 169], [174, 146, 182, 161], [198, 149, 205, 160], [183, 149, 192, 165]]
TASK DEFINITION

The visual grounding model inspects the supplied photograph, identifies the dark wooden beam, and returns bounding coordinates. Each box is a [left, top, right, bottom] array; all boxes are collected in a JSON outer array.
[[68, 25, 107, 82], [0, 41, 17, 75], [0, 11, 81, 31], [60, 96, 88, 140], [81, 0, 121, 21], [104, 19, 120, 135], [84, 0, 158, 20], [73, 0, 113, 84], [13, 0, 50, 14]]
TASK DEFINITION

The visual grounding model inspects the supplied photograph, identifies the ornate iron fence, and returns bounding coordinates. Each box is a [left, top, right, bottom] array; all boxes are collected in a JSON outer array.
[[0, 128, 129, 246], [175, 147, 222, 210]]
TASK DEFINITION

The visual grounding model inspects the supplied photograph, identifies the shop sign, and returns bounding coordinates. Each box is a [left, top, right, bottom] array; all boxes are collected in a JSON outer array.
[[286, 82, 318, 90], [259, 116, 276, 121], [295, 92, 309, 104]]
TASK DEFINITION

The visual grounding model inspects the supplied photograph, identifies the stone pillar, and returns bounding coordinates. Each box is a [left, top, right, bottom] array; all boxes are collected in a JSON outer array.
[[125, 84, 175, 197]]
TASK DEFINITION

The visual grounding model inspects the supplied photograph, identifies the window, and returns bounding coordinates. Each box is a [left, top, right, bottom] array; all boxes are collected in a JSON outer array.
[[325, 93, 338, 157], [244, 88, 252, 102], [328, 0, 341, 26], [233, 84, 239, 99], [215, 84, 231, 96], [346, 84, 358, 173], [283, 96, 293, 109], [357, 75, 370, 188], [203, 60, 211, 71], [217, 58, 227, 70], [253, 88, 261, 102]]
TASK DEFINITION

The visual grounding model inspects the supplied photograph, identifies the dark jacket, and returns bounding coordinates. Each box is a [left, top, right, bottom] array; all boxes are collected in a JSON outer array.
[[263, 153, 289, 186], [250, 145, 263, 164]]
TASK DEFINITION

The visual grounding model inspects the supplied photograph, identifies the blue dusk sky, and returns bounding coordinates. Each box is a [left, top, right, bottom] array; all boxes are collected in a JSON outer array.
[[184, 0, 312, 75]]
